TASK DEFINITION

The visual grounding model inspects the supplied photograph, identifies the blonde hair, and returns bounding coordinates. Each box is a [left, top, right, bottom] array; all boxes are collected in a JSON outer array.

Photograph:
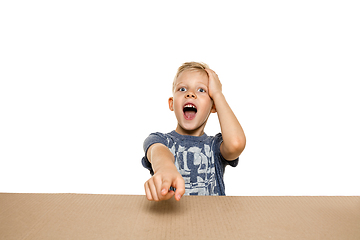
[[172, 62, 210, 92]]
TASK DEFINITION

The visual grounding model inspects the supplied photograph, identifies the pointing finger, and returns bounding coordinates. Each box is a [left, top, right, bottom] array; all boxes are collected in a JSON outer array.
[[173, 177, 185, 201], [161, 179, 171, 196]]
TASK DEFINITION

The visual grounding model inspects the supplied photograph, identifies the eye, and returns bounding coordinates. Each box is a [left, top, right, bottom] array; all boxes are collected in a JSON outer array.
[[179, 87, 187, 92], [198, 88, 206, 93]]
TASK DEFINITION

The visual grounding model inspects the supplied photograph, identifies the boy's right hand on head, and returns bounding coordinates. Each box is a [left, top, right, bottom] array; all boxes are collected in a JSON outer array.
[[144, 168, 185, 202]]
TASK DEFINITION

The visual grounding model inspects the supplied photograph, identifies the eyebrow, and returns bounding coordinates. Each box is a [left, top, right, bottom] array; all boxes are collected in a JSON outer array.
[[175, 82, 208, 88]]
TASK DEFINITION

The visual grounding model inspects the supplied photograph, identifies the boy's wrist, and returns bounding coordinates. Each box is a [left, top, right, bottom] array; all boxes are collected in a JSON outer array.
[[153, 159, 177, 174]]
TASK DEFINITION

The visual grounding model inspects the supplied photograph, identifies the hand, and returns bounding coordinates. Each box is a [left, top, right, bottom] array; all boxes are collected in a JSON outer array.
[[144, 166, 185, 201], [205, 68, 222, 99]]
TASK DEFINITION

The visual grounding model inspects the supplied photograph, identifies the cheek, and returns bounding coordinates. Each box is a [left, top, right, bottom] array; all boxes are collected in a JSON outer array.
[[173, 99, 183, 112], [200, 96, 213, 109]]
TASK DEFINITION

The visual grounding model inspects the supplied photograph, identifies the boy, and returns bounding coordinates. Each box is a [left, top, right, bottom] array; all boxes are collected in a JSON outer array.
[[142, 62, 246, 201]]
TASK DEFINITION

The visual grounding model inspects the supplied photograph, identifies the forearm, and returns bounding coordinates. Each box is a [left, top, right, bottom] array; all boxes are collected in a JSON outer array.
[[212, 92, 246, 159], [147, 143, 176, 173], [145, 143, 185, 201]]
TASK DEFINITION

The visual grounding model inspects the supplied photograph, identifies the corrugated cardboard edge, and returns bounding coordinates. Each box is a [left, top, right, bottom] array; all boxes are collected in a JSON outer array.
[[1, 193, 359, 240]]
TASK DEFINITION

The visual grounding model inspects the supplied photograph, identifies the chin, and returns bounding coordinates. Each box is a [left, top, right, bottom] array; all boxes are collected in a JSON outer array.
[[179, 120, 207, 132], [179, 123, 197, 131], [175, 112, 208, 133]]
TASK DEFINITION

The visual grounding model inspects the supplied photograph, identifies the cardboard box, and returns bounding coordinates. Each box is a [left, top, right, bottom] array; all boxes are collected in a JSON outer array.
[[0, 193, 359, 239]]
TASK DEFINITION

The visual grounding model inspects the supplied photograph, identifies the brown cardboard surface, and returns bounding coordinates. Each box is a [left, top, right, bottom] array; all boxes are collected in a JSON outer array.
[[0, 193, 359, 240]]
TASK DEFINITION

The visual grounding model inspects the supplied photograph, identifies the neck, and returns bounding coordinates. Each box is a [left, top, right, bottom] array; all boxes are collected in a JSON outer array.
[[175, 124, 205, 136]]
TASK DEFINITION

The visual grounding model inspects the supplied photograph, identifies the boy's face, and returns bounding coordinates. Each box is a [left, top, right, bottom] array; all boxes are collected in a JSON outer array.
[[169, 70, 216, 136]]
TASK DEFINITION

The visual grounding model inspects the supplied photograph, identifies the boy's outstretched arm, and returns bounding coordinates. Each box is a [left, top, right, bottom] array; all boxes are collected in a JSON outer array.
[[205, 69, 246, 161], [144, 143, 185, 201]]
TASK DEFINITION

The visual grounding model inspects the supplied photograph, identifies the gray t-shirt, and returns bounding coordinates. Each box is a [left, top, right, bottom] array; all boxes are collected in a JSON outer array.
[[141, 131, 238, 196]]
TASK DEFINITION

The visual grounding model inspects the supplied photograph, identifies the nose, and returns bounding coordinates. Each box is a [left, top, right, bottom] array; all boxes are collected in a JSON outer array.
[[185, 92, 197, 99]]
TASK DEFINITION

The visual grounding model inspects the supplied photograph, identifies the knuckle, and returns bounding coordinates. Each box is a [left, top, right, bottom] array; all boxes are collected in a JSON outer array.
[[153, 175, 162, 182]]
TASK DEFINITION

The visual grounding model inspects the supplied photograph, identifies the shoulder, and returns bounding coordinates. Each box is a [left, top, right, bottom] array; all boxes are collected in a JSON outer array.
[[146, 132, 168, 140], [143, 131, 176, 151], [205, 133, 223, 146]]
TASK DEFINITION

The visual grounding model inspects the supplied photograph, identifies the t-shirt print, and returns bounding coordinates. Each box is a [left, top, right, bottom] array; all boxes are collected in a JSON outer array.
[[169, 143, 216, 195], [142, 131, 239, 196]]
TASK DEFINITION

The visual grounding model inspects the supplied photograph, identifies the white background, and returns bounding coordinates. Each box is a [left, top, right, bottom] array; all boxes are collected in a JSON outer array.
[[1, 1, 359, 196]]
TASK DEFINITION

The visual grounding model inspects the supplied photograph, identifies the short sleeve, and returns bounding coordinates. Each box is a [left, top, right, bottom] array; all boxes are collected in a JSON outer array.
[[141, 132, 170, 175], [213, 133, 239, 167]]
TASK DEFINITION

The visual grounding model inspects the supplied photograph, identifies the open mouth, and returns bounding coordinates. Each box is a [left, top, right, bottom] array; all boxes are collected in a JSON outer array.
[[183, 103, 197, 120]]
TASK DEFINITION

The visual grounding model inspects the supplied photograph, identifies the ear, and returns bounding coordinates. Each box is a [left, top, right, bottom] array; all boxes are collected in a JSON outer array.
[[168, 97, 174, 111], [211, 102, 217, 113]]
